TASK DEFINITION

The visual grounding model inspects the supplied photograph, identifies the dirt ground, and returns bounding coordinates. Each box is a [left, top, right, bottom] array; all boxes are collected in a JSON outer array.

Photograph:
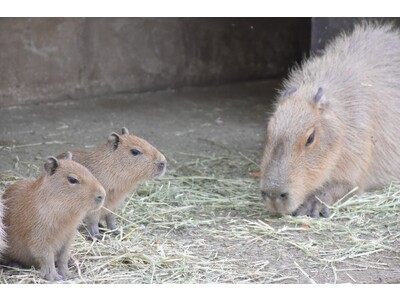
[[0, 80, 399, 283], [0, 80, 274, 178]]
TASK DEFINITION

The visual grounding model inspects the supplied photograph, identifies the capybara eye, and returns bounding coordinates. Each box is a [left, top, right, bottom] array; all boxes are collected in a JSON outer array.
[[131, 149, 142, 156], [67, 176, 80, 184], [305, 131, 315, 147]]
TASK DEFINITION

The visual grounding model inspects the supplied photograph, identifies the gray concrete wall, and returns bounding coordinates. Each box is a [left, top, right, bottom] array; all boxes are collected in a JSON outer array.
[[311, 17, 400, 51], [0, 18, 310, 106]]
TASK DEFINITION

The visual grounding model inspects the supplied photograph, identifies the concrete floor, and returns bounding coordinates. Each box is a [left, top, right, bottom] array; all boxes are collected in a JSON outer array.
[[0, 80, 278, 178]]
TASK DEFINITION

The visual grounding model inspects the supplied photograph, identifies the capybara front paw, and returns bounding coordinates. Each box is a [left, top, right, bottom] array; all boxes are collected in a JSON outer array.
[[42, 270, 62, 282], [58, 267, 71, 280], [67, 257, 76, 267], [293, 197, 330, 218]]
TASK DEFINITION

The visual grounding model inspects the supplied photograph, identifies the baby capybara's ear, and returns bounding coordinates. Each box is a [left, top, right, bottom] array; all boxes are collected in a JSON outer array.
[[64, 151, 73, 160], [121, 127, 129, 135], [44, 156, 59, 176], [108, 132, 121, 150]]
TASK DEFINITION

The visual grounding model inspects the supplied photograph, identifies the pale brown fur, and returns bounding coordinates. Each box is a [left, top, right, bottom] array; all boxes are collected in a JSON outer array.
[[0, 191, 6, 257], [0, 153, 106, 281], [261, 22, 400, 217], [58, 128, 167, 239]]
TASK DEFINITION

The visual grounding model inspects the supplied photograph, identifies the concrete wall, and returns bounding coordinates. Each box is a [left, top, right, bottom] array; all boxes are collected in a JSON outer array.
[[0, 18, 310, 106], [311, 17, 400, 51]]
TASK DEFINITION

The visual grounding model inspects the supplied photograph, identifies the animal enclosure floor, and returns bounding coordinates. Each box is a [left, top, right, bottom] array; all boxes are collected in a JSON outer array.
[[0, 80, 399, 283]]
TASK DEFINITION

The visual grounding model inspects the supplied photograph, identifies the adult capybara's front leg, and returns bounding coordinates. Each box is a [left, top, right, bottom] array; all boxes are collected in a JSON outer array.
[[293, 182, 355, 218]]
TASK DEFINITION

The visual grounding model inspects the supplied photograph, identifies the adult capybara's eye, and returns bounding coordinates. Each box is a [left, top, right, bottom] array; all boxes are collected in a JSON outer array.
[[305, 131, 315, 147], [131, 149, 142, 156], [67, 176, 80, 184]]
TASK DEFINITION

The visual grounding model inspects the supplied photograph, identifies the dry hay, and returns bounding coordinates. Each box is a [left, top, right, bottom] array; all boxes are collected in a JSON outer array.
[[0, 154, 399, 284]]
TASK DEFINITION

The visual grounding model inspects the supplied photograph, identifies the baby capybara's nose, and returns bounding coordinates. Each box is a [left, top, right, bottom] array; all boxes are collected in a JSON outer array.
[[158, 161, 166, 170], [95, 191, 105, 205], [157, 160, 167, 176]]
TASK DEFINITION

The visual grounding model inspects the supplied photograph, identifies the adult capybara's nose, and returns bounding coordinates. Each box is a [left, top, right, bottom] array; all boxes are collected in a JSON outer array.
[[261, 188, 289, 201]]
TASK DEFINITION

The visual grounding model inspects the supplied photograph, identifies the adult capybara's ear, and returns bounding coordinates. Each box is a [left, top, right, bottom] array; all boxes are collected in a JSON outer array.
[[121, 127, 129, 135], [108, 132, 121, 150], [282, 87, 298, 98], [44, 156, 59, 176], [313, 87, 329, 110]]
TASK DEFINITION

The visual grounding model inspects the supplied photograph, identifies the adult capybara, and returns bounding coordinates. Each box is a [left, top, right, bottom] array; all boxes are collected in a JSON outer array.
[[0, 193, 6, 257], [0, 152, 106, 281], [58, 127, 167, 239], [260, 22, 400, 218]]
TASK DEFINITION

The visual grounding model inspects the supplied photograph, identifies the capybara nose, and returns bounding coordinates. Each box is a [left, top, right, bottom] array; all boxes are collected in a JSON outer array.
[[95, 193, 105, 205], [262, 189, 288, 201], [261, 190, 268, 200], [158, 161, 165, 170], [157, 160, 167, 175]]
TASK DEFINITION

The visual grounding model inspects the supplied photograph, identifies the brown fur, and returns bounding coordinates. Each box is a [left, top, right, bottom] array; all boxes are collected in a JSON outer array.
[[261, 22, 400, 217], [0, 153, 106, 281], [58, 127, 167, 238], [0, 191, 6, 257]]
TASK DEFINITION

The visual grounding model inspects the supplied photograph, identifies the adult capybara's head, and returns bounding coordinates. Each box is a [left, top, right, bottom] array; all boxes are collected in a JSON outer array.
[[103, 127, 167, 183], [260, 86, 344, 214], [43, 152, 106, 212]]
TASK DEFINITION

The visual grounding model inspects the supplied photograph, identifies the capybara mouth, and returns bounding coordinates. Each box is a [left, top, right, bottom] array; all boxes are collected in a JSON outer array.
[[261, 189, 298, 215], [264, 196, 301, 216]]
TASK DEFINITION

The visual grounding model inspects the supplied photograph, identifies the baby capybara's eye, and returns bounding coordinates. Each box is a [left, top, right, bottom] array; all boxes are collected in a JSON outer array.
[[67, 176, 80, 184], [131, 149, 142, 156]]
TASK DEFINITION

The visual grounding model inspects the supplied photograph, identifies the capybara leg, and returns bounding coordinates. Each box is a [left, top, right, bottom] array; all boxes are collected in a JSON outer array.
[[84, 212, 102, 240], [105, 213, 117, 231], [87, 223, 102, 240], [38, 255, 61, 282], [67, 257, 76, 267], [293, 197, 330, 218], [56, 244, 71, 280], [292, 197, 329, 218], [292, 201, 309, 217], [293, 182, 354, 218]]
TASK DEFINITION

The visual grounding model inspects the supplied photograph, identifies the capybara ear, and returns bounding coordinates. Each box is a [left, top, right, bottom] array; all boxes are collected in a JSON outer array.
[[282, 87, 298, 98], [44, 156, 59, 176], [108, 132, 121, 150], [121, 127, 129, 135], [314, 87, 329, 109], [64, 151, 73, 160]]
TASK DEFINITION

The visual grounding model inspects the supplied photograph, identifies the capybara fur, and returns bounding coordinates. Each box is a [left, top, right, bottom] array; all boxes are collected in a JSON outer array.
[[58, 127, 167, 239], [0, 153, 106, 281], [261, 22, 400, 217], [0, 191, 6, 257]]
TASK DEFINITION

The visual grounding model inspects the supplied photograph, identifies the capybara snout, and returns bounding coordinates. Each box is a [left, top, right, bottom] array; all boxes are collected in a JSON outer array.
[[95, 191, 106, 207], [156, 158, 167, 177]]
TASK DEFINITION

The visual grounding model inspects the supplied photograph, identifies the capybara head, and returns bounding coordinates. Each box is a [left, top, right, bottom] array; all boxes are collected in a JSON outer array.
[[103, 127, 167, 183], [43, 152, 106, 212], [260, 86, 344, 214]]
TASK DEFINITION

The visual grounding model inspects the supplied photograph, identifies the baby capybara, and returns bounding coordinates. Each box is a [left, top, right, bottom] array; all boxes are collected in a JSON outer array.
[[261, 23, 400, 217], [58, 127, 167, 239], [0, 152, 106, 281]]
